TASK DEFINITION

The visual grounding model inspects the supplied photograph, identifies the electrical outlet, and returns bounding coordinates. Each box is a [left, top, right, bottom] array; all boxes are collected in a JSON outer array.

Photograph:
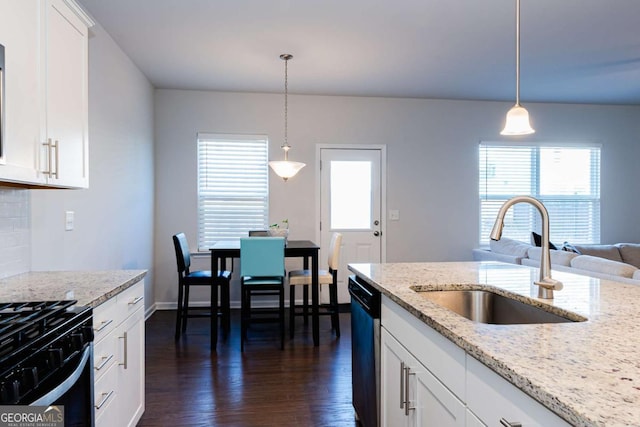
[[65, 211, 74, 231], [389, 210, 400, 221]]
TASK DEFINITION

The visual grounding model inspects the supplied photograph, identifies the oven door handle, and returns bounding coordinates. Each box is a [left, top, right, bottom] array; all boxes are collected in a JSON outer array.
[[30, 344, 92, 406]]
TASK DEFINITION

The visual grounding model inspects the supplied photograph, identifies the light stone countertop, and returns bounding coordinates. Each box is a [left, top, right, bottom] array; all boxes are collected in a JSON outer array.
[[348, 261, 640, 427], [0, 270, 147, 308]]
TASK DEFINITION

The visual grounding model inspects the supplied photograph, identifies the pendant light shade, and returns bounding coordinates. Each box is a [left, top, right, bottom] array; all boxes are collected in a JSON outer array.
[[502, 104, 535, 135], [501, 0, 535, 136], [269, 54, 306, 181]]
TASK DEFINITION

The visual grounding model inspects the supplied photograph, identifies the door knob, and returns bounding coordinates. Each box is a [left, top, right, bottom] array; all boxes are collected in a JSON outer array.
[[373, 231, 380, 236]]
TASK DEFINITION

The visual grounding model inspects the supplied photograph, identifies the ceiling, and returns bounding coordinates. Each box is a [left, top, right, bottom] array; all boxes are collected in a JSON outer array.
[[77, 0, 640, 105]]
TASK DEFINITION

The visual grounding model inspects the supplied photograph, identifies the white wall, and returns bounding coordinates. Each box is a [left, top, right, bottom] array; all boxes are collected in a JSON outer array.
[[30, 23, 155, 305], [154, 89, 640, 307]]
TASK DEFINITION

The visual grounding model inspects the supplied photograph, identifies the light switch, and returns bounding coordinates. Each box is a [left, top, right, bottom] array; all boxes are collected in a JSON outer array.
[[389, 210, 400, 221], [65, 211, 74, 231]]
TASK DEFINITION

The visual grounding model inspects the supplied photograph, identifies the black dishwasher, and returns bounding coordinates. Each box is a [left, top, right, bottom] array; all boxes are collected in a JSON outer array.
[[349, 275, 380, 427]]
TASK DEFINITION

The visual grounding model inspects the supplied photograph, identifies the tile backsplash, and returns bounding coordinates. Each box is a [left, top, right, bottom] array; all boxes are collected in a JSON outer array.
[[0, 187, 30, 279]]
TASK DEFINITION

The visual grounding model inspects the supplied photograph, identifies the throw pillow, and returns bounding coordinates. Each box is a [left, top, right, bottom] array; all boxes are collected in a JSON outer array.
[[531, 232, 557, 250], [561, 242, 582, 254]]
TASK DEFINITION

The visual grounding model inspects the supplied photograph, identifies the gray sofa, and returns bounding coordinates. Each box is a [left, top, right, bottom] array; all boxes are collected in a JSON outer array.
[[473, 239, 640, 285]]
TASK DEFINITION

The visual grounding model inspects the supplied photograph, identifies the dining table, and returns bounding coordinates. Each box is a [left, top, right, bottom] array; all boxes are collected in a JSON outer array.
[[210, 239, 321, 349]]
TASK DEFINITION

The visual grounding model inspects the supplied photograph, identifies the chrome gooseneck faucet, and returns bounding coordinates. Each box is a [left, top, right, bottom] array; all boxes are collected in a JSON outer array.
[[490, 196, 563, 299]]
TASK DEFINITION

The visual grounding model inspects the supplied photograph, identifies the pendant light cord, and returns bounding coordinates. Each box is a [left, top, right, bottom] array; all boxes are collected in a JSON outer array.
[[283, 57, 290, 160], [515, 0, 521, 106]]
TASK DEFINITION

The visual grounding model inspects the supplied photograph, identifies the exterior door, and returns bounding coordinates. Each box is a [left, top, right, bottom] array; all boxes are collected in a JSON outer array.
[[319, 147, 384, 303]]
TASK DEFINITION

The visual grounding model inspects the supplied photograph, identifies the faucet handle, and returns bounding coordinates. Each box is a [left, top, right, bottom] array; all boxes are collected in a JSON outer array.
[[535, 277, 563, 291]]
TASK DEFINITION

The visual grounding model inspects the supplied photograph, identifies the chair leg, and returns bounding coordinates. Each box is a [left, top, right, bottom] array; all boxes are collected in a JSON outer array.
[[303, 285, 309, 325], [182, 284, 191, 333], [289, 285, 295, 339], [280, 285, 285, 350], [241, 285, 247, 352], [330, 282, 340, 337], [221, 279, 231, 334], [175, 282, 184, 340]]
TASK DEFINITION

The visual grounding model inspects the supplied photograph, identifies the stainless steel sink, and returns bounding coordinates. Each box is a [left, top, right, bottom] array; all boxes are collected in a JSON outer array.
[[416, 289, 586, 324]]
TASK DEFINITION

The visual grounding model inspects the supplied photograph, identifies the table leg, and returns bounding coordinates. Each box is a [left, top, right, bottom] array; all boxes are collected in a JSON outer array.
[[312, 251, 319, 346], [211, 273, 218, 351]]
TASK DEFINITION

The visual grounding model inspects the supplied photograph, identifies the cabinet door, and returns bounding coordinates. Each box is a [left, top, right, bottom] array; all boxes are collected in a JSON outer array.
[[382, 327, 466, 427], [116, 306, 145, 427], [466, 409, 486, 427], [413, 367, 466, 427], [42, 0, 89, 188], [0, 0, 42, 184], [381, 327, 413, 427]]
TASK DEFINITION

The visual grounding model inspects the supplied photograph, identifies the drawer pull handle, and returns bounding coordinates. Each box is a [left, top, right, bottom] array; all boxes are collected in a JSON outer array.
[[94, 319, 113, 332], [95, 390, 114, 410], [404, 365, 415, 416], [119, 331, 128, 369], [95, 354, 114, 371], [129, 296, 143, 306], [399, 361, 405, 409], [500, 419, 522, 427]]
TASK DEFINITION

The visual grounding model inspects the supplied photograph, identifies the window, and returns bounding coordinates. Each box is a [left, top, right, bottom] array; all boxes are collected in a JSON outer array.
[[479, 143, 601, 246], [197, 133, 269, 250]]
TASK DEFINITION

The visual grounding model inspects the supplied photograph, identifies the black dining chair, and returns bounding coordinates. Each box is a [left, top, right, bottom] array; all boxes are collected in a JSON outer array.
[[172, 233, 232, 343]]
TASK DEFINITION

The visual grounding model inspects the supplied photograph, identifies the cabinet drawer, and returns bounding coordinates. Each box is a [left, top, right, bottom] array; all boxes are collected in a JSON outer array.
[[93, 296, 117, 344], [94, 362, 118, 423], [466, 355, 570, 427], [116, 281, 145, 320], [93, 334, 117, 382], [382, 295, 466, 400]]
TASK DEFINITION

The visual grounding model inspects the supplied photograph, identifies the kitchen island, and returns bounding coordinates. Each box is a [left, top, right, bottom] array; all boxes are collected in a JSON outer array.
[[348, 261, 640, 427]]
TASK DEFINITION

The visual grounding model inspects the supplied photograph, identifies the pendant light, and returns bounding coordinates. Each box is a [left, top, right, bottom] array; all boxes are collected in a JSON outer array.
[[501, 0, 535, 135], [269, 54, 306, 181]]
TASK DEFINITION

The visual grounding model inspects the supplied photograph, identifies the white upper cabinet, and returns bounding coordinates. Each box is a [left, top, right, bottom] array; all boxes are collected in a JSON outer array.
[[40, 0, 92, 188], [0, 0, 92, 188], [0, 0, 43, 185]]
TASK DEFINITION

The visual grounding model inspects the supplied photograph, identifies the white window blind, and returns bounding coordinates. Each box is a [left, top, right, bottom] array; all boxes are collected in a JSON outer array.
[[479, 143, 601, 246], [197, 133, 269, 250]]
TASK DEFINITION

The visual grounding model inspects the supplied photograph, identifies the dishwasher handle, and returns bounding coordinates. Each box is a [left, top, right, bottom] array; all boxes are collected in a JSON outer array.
[[348, 276, 380, 318]]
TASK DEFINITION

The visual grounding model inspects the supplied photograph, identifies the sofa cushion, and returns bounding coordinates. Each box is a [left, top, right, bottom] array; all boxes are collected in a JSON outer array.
[[527, 247, 579, 267], [490, 238, 531, 258], [572, 244, 623, 263], [634, 270, 640, 281], [616, 243, 640, 269], [570, 255, 637, 278]]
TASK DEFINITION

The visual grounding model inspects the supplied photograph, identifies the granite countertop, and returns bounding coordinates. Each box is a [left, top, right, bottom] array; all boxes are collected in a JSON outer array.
[[0, 270, 147, 308], [348, 261, 640, 427]]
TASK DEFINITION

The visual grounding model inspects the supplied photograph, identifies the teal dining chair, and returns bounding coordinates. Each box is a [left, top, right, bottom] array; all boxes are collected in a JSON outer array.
[[240, 236, 286, 351]]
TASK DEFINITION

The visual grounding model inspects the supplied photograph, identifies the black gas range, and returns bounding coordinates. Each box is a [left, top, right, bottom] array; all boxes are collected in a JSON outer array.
[[0, 300, 94, 426]]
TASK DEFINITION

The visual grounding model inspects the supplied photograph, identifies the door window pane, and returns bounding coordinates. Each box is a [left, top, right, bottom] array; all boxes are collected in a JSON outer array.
[[330, 161, 371, 229]]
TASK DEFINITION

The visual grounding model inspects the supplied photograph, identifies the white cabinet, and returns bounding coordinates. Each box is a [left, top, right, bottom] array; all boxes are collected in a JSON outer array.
[[40, 0, 91, 188], [466, 356, 570, 427], [0, 0, 90, 188], [0, 0, 43, 185], [381, 328, 466, 427], [93, 280, 145, 427], [380, 295, 571, 427]]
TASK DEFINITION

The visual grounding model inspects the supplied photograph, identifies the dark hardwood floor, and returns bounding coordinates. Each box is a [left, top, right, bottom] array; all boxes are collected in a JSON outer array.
[[138, 309, 357, 427]]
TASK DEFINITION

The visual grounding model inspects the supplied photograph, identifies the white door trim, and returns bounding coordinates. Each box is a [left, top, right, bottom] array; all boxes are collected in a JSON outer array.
[[315, 144, 387, 263]]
